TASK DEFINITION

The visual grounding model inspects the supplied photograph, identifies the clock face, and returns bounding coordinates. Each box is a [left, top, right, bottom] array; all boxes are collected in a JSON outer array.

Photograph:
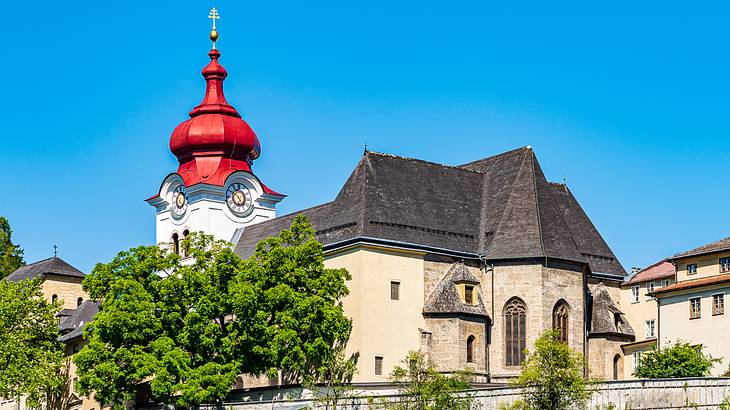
[[226, 182, 253, 216], [171, 185, 188, 218]]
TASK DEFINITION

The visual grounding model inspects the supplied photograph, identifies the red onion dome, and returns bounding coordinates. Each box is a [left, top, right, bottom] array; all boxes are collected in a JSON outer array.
[[170, 49, 261, 174]]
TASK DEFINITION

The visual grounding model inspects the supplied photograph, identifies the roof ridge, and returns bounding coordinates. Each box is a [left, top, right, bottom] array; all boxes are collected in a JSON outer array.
[[486, 149, 530, 255], [25, 256, 55, 266], [457, 146, 532, 169], [529, 151, 547, 258], [365, 151, 483, 174], [551, 181, 581, 256]]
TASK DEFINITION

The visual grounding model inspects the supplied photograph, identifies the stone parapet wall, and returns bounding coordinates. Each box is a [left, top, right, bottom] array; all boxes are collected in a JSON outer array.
[[211, 378, 730, 410]]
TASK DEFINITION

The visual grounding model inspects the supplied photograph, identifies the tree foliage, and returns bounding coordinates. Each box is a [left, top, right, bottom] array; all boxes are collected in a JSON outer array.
[[0, 278, 64, 407], [306, 327, 359, 410], [385, 351, 475, 410], [510, 329, 590, 410], [0, 216, 24, 279], [75, 215, 352, 408], [633, 340, 720, 378]]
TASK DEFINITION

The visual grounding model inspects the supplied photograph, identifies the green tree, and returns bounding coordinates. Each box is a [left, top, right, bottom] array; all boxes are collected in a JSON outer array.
[[233, 214, 352, 383], [0, 216, 24, 278], [509, 329, 590, 410], [75, 215, 352, 408], [633, 340, 720, 378], [306, 328, 359, 410], [385, 351, 475, 410], [0, 278, 64, 408]]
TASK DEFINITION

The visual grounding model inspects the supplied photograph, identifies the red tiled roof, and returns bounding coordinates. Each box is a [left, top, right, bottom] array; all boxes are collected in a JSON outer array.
[[650, 273, 730, 298], [623, 260, 675, 285], [671, 236, 730, 260]]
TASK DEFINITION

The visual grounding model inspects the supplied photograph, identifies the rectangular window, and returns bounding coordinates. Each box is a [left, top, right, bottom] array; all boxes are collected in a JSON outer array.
[[646, 281, 655, 296], [660, 279, 670, 288], [633, 351, 642, 370], [464, 285, 474, 305], [645, 319, 656, 338], [374, 356, 383, 375], [690, 297, 701, 319], [390, 281, 400, 300], [631, 286, 640, 303], [687, 263, 698, 275], [721, 258, 730, 273], [713, 294, 724, 316]]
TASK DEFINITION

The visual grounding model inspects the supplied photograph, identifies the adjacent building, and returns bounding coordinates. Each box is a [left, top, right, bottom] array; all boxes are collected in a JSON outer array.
[[650, 237, 730, 376], [3, 257, 100, 410], [620, 260, 675, 378]]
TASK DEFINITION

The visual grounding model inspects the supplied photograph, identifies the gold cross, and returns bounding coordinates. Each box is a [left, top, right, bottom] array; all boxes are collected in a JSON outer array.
[[208, 7, 220, 30]]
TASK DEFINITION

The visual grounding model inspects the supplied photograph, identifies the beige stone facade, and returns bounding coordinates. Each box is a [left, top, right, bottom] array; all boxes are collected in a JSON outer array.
[[323, 244, 626, 384]]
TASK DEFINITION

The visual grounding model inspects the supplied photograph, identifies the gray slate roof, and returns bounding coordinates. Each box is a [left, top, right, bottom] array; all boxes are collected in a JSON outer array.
[[235, 147, 626, 277], [423, 263, 488, 318], [6, 257, 85, 282], [590, 283, 634, 338], [58, 300, 99, 343]]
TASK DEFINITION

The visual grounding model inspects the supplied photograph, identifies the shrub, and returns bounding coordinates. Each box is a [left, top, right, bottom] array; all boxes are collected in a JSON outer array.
[[633, 341, 720, 378]]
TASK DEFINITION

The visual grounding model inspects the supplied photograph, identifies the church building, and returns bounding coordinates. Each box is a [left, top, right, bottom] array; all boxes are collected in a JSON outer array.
[[147, 19, 635, 385]]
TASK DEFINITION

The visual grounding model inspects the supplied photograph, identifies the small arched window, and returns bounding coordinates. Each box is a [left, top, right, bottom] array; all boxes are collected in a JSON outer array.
[[505, 297, 527, 366], [171, 233, 180, 255], [77, 297, 83, 307], [613, 354, 621, 380], [466, 335, 475, 364], [51, 294, 58, 304], [553, 300, 570, 344], [181, 229, 190, 257]]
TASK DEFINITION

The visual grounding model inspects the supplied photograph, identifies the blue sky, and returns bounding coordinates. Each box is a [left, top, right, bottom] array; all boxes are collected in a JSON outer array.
[[1, 1, 728, 273]]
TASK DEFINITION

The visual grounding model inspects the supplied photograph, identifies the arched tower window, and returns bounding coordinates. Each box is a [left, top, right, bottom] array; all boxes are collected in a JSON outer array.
[[77, 297, 83, 307], [466, 335, 475, 364], [552, 300, 570, 344], [51, 294, 58, 304], [171, 233, 180, 255], [181, 229, 190, 257], [504, 297, 527, 366]]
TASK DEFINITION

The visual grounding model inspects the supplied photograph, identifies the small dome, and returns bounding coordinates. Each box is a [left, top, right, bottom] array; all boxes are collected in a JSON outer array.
[[169, 49, 261, 183]]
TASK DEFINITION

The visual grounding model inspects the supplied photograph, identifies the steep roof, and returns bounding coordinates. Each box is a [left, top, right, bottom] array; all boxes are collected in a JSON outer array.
[[624, 260, 675, 285], [58, 301, 99, 343], [6, 257, 85, 282], [234, 147, 626, 277], [423, 263, 488, 318], [590, 283, 635, 338], [671, 236, 730, 260]]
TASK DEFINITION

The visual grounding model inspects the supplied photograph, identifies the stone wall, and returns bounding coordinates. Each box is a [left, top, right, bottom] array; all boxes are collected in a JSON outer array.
[[211, 378, 730, 410]]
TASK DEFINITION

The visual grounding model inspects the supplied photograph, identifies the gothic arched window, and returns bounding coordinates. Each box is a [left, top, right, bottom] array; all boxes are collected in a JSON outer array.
[[553, 300, 570, 344], [466, 335, 475, 364], [171, 233, 180, 255], [505, 297, 527, 366], [77, 297, 83, 307]]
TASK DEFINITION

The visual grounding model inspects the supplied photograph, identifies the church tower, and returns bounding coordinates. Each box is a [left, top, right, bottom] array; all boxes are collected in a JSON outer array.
[[147, 9, 284, 248]]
